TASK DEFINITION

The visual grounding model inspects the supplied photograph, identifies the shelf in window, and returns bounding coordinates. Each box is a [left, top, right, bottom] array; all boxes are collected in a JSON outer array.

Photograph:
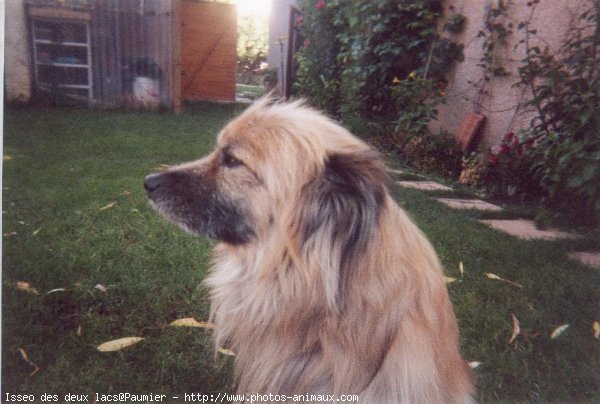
[[39, 83, 92, 90], [36, 62, 89, 68], [34, 39, 89, 47]]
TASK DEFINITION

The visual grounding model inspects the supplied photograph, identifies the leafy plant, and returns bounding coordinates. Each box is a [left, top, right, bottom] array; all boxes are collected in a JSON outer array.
[[401, 129, 462, 178], [484, 132, 539, 197], [237, 13, 269, 85], [459, 152, 488, 189], [444, 13, 467, 34], [294, 0, 463, 119], [517, 0, 600, 222], [477, 0, 513, 78], [391, 75, 446, 140]]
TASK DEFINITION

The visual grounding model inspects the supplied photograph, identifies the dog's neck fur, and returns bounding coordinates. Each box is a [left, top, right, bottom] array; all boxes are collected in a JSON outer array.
[[204, 194, 473, 403]]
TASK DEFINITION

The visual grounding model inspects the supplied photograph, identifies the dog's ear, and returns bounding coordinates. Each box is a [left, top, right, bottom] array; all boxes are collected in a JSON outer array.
[[292, 150, 388, 309]]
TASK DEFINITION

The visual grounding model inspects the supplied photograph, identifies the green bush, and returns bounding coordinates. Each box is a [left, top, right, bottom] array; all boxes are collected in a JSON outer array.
[[517, 0, 600, 222], [294, 0, 463, 119], [401, 130, 462, 178]]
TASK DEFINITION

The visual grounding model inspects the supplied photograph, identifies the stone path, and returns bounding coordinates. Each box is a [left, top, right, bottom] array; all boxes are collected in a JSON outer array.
[[391, 171, 597, 263], [478, 219, 578, 241], [396, 181, 453, 192], [436, 198, 503, 212], [568, 252, 600, 270]]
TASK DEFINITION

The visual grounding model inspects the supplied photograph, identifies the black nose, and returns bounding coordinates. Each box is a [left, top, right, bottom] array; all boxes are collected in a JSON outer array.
[[144, 173, 162, 194]]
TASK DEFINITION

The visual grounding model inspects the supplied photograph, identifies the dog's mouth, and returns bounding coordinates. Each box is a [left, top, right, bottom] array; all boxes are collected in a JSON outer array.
[[144, 171, 255, 245]]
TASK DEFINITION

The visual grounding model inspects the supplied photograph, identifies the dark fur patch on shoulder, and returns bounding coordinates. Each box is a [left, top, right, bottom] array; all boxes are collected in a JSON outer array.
[[297, 150, 388, 305]]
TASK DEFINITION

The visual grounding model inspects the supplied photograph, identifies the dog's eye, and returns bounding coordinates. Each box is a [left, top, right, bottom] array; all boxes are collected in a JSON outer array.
[[222, 153, 243, 168]]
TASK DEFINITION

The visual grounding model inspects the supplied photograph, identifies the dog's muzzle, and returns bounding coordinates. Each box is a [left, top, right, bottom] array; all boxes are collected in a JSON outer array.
[[144, 173, 163, 195]]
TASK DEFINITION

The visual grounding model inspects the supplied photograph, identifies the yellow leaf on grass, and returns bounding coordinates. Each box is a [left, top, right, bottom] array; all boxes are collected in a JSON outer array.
[[94, 284, 108, 293], [508, 314, 520, 344], [18, 348, 40, 376], [468, 361, 482, 369], [550, 324, 570, 339], [218, 347, 235, 356], [169, 318, 215, 329], [97, 337, 145, 352], [485, 272, 523, 288], [32, 227, 42, 236], [444, 276, 457, 284], [99, 201, 117, 211], [593, 321, 600, 339], [459, 261, 464, 277], [16, 281, 40, 295], [46, 288, 66, 295]]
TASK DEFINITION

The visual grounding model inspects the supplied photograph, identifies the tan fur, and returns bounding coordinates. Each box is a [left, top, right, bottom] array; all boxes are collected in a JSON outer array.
[[148, 98, 474, 403]]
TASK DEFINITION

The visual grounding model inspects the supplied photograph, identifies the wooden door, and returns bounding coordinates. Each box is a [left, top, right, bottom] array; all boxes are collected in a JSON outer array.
[[179, 0, 237, 101]]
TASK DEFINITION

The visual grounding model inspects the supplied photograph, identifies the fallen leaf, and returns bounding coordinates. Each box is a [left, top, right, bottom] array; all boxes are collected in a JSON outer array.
[[508, 314, 520, 343], [18, 348, 40, 376], [169, 318, 215, 329], [468, 361, 482, 369], [593, 321, 599, 340], [157, 164, 171, 171], [4, 231, 18, 238], [121, 190, 132, 196], [94, 284, 108, 293], [99, 201, 117, 211], [444, 276, 457, 284], [485, 272, 523, 288], [16, 281, 40, 295], [77, 325, 83, 337], [550, 324, 570, 339], [97, 337, 145, 352], [4, 154, 13, 161], [46, 288, 66, 295], [459, 261, 464, 277], [218, 347, 235, 356], [32, 227, 42, 236]]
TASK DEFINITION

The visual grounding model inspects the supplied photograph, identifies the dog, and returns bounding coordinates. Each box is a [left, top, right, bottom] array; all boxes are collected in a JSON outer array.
[[144, 98, 474, 403]]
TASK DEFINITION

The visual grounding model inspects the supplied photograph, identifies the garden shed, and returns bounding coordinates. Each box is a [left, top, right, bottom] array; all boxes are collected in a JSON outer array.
[[10, 0, 237, 109]]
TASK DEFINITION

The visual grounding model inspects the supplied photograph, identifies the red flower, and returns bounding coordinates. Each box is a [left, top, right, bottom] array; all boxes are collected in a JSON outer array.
[[503, 132, 515, 143], [316, 0, 326, 10], [295, 14, 304, 25], [499, 144, 510, 154], [303, 39, 311, 47]]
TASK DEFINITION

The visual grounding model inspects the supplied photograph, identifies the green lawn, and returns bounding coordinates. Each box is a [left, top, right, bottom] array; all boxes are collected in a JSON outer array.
[[235, 84, 266, 100], [3, 104, 600, 402]]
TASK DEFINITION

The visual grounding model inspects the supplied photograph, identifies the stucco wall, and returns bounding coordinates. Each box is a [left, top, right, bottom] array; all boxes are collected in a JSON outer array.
[[5, 0, 32, 102], [435, 0, 588, 146]]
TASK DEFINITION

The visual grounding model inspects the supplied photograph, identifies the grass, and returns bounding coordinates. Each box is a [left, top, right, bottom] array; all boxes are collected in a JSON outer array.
[[235, 84, 265, 100], [3, 104, 600, 402]]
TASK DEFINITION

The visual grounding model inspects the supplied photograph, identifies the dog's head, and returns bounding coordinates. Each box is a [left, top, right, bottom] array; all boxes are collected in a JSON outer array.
[[145, 98, 389, 282]]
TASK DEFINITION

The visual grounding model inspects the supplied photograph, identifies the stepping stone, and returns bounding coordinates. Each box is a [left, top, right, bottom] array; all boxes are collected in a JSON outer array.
[[396, 181, 453, 192], [568, 252, 600, 270], [478, 219, 578, 240], [436, 198, 503, 212]]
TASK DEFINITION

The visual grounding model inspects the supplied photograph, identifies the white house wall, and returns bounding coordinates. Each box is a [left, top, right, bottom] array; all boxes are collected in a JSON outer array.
[[5, 0, 33, 102], [435, 0, 588, 146]]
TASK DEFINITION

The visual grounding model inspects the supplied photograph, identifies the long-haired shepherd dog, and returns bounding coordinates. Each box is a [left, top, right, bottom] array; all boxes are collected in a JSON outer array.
[[144, 98, 474, 403]]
